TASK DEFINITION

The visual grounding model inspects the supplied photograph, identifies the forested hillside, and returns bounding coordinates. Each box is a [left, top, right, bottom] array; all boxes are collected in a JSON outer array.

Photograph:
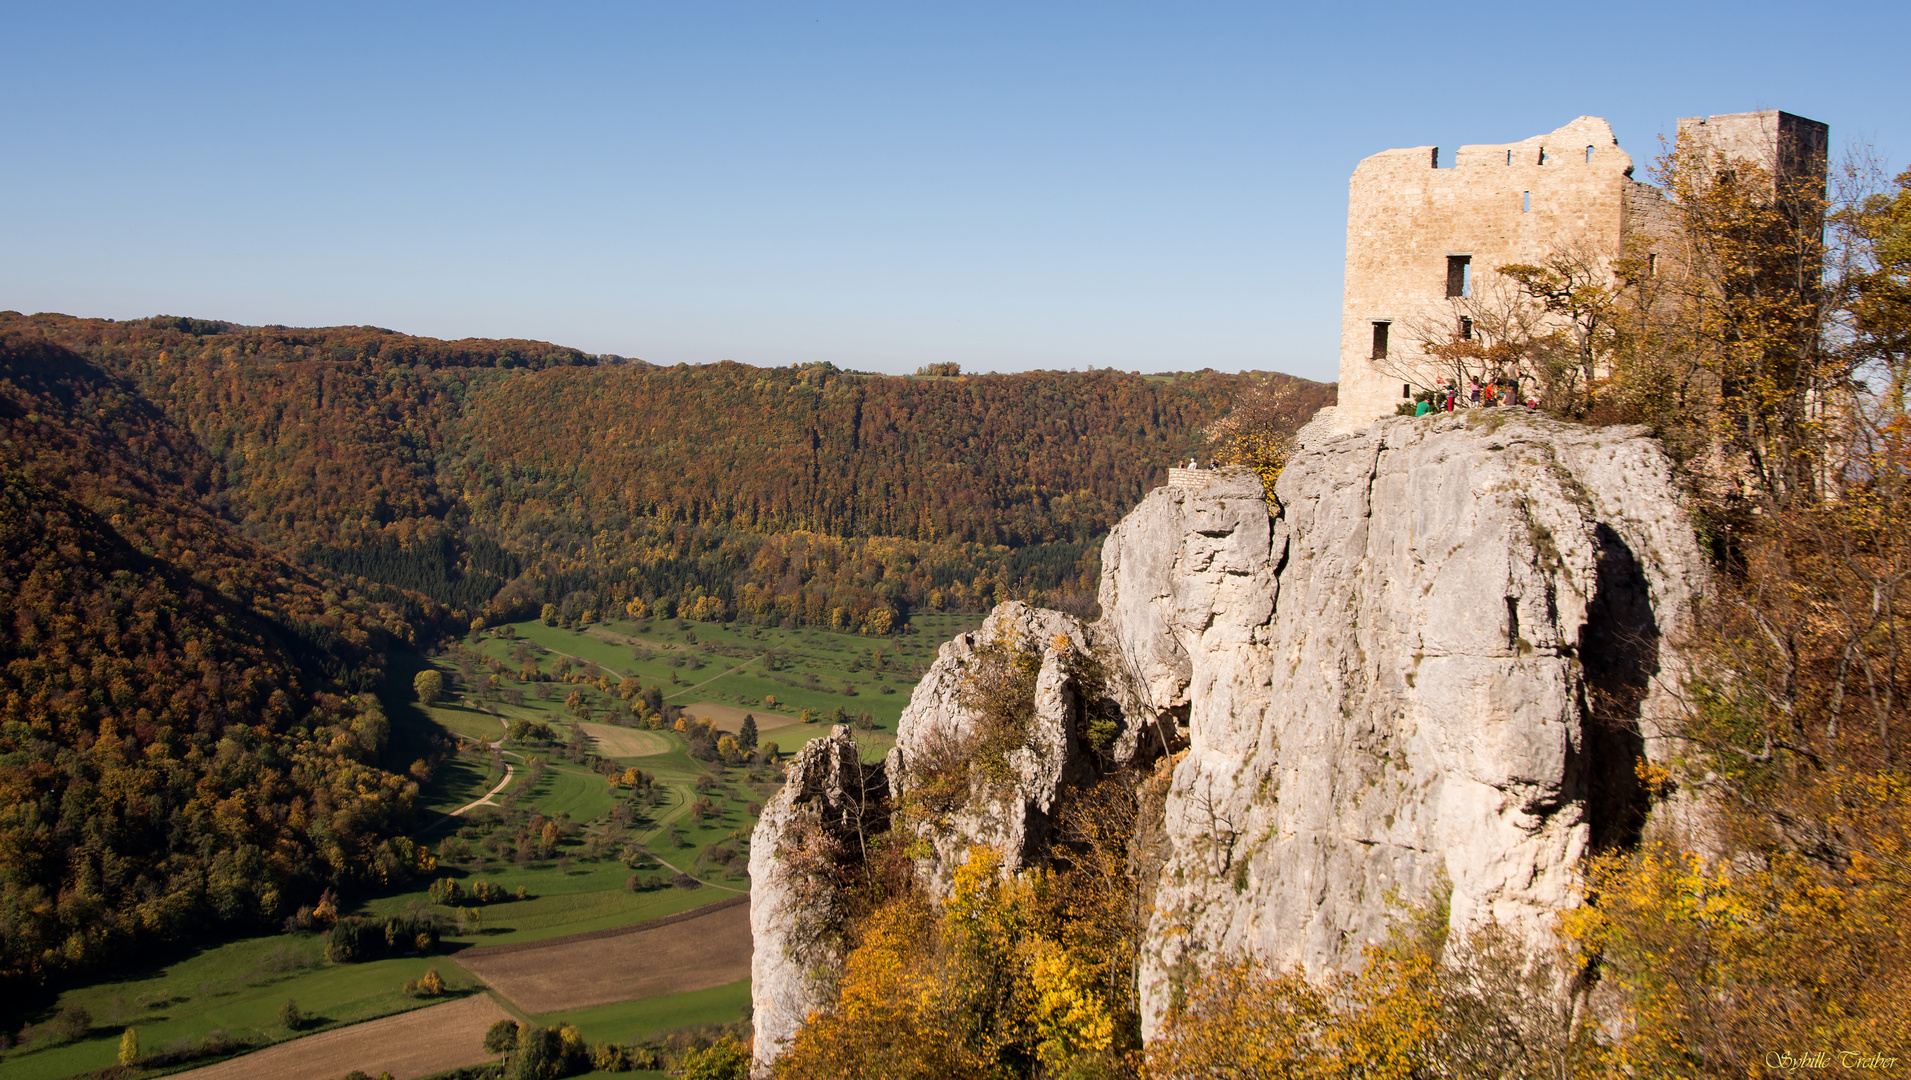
[[0, 311, 1327, 1000], [0, 332, 428, 996], [4, 312, 1330, 631]]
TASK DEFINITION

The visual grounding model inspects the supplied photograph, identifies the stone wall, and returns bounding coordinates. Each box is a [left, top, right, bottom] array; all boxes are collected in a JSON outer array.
[[1337, 117, 1636, 423], [1676, 110, 1829, 193], [1165, 466, 1213, 489], [1335, 109, 1826, 426]]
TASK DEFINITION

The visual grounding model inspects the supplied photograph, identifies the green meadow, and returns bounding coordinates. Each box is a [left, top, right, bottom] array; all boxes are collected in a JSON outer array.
[[0, 934, 481, 1080], [456, 613, 981, 760], [534, 978, 753, 1046]]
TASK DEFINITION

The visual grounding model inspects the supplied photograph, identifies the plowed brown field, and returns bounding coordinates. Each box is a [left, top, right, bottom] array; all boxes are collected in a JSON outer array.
[[575, 722, 672, 757], [679, 701, 803, 732], [454, 897, 751, 1012], [170, 993, 511, 1080]]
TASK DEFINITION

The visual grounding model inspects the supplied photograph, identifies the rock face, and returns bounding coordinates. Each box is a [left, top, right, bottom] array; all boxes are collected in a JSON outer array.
[[747, 411, 1706, 1064], [1113, 414, 1705, 1035], [884, 601, 1100, 896], [748, 726, 887, 1074]]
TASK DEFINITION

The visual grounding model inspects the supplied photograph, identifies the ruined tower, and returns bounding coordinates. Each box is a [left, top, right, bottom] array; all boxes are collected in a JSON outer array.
[[1333, 111, 1828, 424]]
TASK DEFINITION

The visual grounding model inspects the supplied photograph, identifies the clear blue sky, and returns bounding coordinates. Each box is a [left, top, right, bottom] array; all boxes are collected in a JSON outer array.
[[5, 2, 1905, 382]]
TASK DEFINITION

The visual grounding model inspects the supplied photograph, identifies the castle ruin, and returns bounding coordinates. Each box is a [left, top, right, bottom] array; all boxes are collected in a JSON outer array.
[[1332, 110, 1828, 423]]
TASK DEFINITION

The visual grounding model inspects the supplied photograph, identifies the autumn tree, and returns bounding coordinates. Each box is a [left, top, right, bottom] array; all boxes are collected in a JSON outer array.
[[775, 846, 1137, 1080], [1469, 148, 1911, 1077], [484, 1018, 520, 1058], [1395, 246, 1613, 414], [414, 668, 444, 705], [1201, 379, 1317, 495], [1497, 242, 1623, 413], [1149, 888, 1578, 1079], [681, 1038, 751, 1080]]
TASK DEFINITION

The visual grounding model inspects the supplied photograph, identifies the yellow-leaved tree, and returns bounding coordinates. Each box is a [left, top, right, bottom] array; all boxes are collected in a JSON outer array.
[[1202, 381, 1313, 498], [776, 842, 1139, 1080], [1147, 883, 1581, 1080]]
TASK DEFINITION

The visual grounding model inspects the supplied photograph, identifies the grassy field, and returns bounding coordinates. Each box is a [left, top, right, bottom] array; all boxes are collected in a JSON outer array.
[[456, 613, 981, 759], [535, 978, 752, 1045], [167, 994, 512, 1080], [0, 934, 482, 1080]]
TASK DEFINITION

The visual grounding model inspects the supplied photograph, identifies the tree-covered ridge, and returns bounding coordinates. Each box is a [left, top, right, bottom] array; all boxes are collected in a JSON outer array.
[[455, 361, 1294, 546], [3, 312, 1331, 628], [0, 332, 425, 995]]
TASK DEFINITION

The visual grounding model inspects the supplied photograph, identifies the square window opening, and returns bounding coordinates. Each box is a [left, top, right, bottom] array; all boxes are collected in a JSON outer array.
[[1446, 255, 1472, 298]]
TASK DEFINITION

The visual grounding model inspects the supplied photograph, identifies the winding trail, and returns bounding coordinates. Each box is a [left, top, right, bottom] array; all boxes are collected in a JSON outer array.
[[637, 848, 747, 893], [449, 763, 515, 816]]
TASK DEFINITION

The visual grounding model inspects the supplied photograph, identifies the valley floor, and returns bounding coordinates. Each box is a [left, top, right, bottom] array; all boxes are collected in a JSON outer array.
[[1, 613, 974, 1080]]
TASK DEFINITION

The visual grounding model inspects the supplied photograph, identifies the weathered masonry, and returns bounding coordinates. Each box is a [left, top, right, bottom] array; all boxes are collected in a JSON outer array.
[[1333, 110, 1828, 423]]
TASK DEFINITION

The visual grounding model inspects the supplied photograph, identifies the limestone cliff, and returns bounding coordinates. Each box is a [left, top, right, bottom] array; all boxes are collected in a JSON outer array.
[[883, 601, 1103, 896], [1112, 413, 1704, 1034], [748, 411, 1706, 1063], [748, 726, 887, 1070]]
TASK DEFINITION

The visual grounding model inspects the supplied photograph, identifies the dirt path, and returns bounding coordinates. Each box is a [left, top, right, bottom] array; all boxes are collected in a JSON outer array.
[[664, 654, 762, 701], [455, 899, 751, 1013], [169, 994, 512, 1080], [450, 762, 515, 816], [640, 848, 746, 893], [535, 643, 633, 683]]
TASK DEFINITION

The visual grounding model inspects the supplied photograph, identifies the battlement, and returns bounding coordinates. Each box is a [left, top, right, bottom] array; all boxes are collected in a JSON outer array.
[[1167, 467, 1211, 489]]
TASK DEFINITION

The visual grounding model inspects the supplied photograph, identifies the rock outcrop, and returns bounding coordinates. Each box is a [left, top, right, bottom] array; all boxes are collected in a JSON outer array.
[[748, 410, 1707, 1062], [748, 726, 887, 1074], [884, 601, 1102, 896], [1115, 413, 1705, 1034]]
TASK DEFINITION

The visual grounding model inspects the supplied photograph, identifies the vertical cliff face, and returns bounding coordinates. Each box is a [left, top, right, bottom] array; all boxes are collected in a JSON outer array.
[[1109, 414, 1705, 1034], [748, 727, 887, 1072], [748, 411, 1707, 1063]]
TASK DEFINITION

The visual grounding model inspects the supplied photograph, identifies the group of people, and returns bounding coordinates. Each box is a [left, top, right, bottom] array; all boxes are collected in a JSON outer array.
[[1414, 374, 1540, 416]]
